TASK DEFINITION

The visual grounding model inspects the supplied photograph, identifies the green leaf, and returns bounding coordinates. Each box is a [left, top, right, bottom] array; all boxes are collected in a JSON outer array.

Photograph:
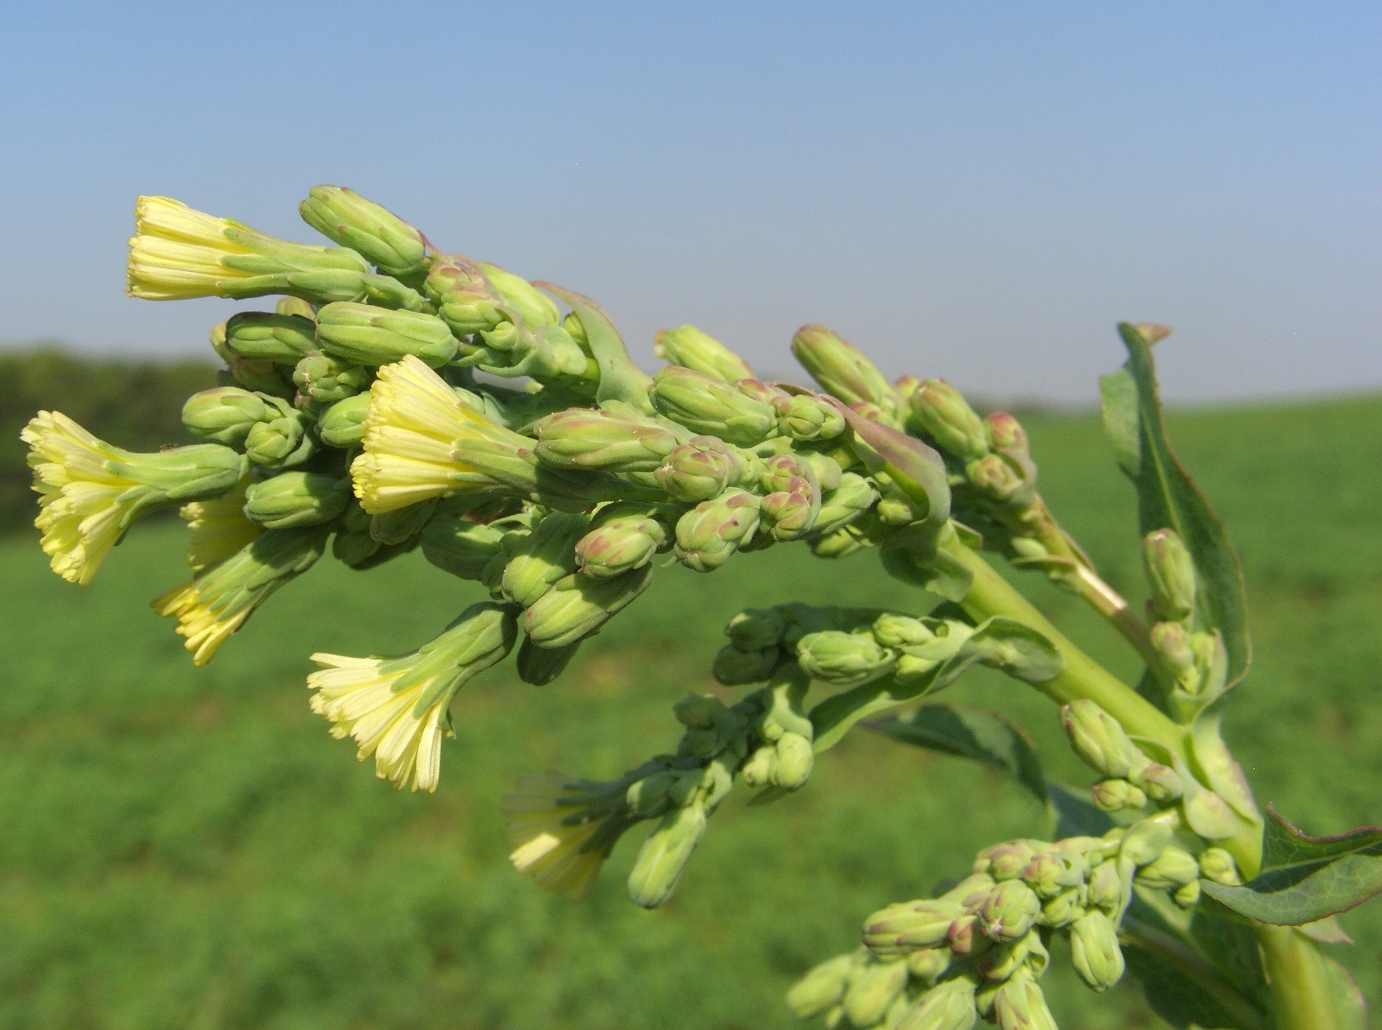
[[830, 401, 950, 531], [1123, 942, 1266, 1030], [1099, 323, 1251, 690], [1321, 953, 1369, 1030], [1202, 805, 1382, 925], [867, 703, 1048, 806]]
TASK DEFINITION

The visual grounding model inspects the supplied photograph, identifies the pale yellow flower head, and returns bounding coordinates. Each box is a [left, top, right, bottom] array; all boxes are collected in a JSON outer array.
[[181, 481, 262, 573], [126, 196, 261, 300], [350, 354, 538, 513], [503, 772, 618, 899]]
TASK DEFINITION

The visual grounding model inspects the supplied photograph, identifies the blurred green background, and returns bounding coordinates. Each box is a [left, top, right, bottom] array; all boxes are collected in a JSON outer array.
[[1, 350, 1378, 1029]]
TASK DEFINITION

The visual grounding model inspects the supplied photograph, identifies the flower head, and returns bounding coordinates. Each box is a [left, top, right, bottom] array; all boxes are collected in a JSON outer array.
[[181, 482, 262, 573], [503, 772, 632, 899]]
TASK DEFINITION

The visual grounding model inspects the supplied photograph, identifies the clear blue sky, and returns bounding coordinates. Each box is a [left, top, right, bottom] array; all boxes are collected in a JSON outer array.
[[1, 2, 1377, 403]]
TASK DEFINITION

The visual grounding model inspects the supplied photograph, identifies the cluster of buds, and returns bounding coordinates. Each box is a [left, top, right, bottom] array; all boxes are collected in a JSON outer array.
[[788, 815, 1238, 1030], [503, 666, 815, 905], [1140, 529, 1229, 721]]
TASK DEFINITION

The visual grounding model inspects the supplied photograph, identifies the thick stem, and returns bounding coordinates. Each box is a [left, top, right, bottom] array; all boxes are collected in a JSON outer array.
[[1257, 926, 1340, 1030]]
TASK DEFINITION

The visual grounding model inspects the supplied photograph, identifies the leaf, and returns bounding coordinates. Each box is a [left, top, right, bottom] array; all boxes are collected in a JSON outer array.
[[1321, 953, 1369, 1030], [867, 703, 1048, 806], [1099, 323, 1251, 689], [1124, 941, 1265, 1030], [808, 617, 1062, 752], [1298, 915, 1353, 945], [828, 399, 950, 531], [1202, 805, 1382, 925], [534, 282, 654, 410]]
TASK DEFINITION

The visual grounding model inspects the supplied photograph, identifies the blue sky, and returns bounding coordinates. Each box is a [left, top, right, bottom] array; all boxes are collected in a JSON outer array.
[[1, 2, 1377, 402]]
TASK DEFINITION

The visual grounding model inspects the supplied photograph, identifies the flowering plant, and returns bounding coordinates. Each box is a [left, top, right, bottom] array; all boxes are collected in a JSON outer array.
[[23, 187, 1376, 1029]]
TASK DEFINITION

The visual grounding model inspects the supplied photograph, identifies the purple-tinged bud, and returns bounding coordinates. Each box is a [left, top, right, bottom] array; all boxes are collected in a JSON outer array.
[[673, 490, 762, 571], [574, 503, 668, 579], [978, 880, 1041, 942], [1092, 778, 1147, 813], [905, 379, 988, 461], [648, 366, 776, 445], [654, 436, 741, 501], [791, 325, 900, 422], [775, 393, 847, 442], [842, 958, 909, 1029], [1143, 528, 1197, 623], [534, 407, 680, 472], [863, 900, 964, 955], [653, 325, 754, 383]]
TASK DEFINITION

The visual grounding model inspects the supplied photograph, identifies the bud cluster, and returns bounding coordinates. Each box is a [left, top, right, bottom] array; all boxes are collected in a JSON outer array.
[[1140, 529, 1229, 721]]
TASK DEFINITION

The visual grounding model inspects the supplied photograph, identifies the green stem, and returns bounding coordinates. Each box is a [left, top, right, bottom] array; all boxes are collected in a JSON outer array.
[[1256, 926, 1340, 1030]]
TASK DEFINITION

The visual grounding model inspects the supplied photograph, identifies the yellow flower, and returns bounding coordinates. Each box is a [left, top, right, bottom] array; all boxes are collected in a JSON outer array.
[[350, 354, 538, 513], [154, 528, 327, 666], [503, 772, 613, 899], [181, 482, 262, 573], [126, 196, 262, 300]]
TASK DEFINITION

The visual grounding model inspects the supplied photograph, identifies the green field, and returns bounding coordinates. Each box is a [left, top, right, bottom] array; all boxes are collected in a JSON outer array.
[[2, 394, 1379, 1029]]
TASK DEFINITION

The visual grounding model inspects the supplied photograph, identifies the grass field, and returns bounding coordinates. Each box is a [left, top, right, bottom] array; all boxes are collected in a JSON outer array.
[[2, 394, 1379, 1029]]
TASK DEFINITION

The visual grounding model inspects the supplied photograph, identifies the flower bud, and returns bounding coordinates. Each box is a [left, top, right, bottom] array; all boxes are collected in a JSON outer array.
[[1059, 700, 1149, 780], [1134, 762, 1184, 802], [423, 255, 509, 335], [523, 566, 654, 648], [772, 732, 814, 789], [627, 801, 708, 908], [898, 975, 978, 1030], [1143, 528, 1197, 623], [515, 636, 580, 686], [984, 412, 1030, 458], [801, 450, 844, 491], [299, 185, 428, 281], [905, 379, 988, 461], [654, 437, 741, 501], [317, 393, 371, 448], [534, 407, 681, 472], [796, 630, 895, 687], [477, 262, 561, 327], [223, 312, 318, 364], [843, 958, 909, 1029], [946, 914, 987, 956], [790, 325, 899, 420], [966, 453, 1033, 505], [243, 471, 351, 529], [812, 473, 880, 537], [1119, 818, 1173, 869], [864, 900, 964, 955], [1135, 846, 1200, 891], [725, 607, 788, 651], [182, 387, 271, 446], [1038, 888, 1084, 929], [1174, 879, 1202, 907], [872, 613, 937, 651], [785, 955, 855, 1019], [1150, 621, 1197, 678], [904, 947, 953, 988], [1069, 911, 1125, 992], [419, 514, 506, 581], [292, 352, 372, 408], [1198, 847, 1240, 886], [231, 357, 295, 398], [1092, 778, 1147, 813], [575, 504, 668, 579], [978, 880, 1041, 942], [974, 841, 1038, 882], [975, 929, 1049, 982], [648, 366, 776, 445], [712, 645, 781, 686], [775, 394, 847, 442], [1086, 861, 1124, 917], [740, 745, 778, 788], [1021, 852, 1086, 899], [315, 302, 457, 368], [992, 971, 1056, 1030], [762, 485, 820, 542], [369, 498, 436, 545], [502, 511, 589, 607], [654, 325, 754, 383], [244, 406, 314, 468], [673, 490, 762, 572], [673, 693, 724, 730]]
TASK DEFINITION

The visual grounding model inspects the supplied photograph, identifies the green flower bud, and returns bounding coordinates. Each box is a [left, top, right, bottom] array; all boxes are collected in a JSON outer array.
[[424, 255, 509, 335], [534, 407, 681, 472], [369, 498, 436, 545], [740, 744, 778, 788], [1173, 879, 1202, 907], [231, 357, 295, 398], [1038, 888, 1084, 929], [796, 630, 895, 687], [726, 607, 789, 651], [419, 513, 506, 581], [1092, 778, 1147, 813], [317, 393, 371, 448], [965, 453, 1033, 506], [975, 929, 1049, 982], [776, 394, 847, 442], [898, 974, 978, 1030], [712, 645, 781, 686], [1199, 847, 1240, 886], [654, 437, 742, 501], [904, 948, 953, 989], [673, 693, 724, 731], [843, 958, 909, 1029], [1059, 700, 1149, 780], [674, 490, 762, 572], [809, 521, 875, 559], [182, 387, 271, 446], [983, 412, 1030, 458], [515, 636, 580, 686], [978, 880, 1041, 943], [626, 801, 708, 908], [762, 485, 820, 542], [801, 450, 844, 491], [864, 900, 964, 955], [501, 511, 589, 607], [1085, 861, 1124, 917], [244, 405, 315, 469], [654, 325, 753, 383], [1069, 911, 1125, 992], [946, 914, 987, 956], [292, 352, 372, 408], [1135, 846, 1200, 891], [275, 296, 316, 321], [243, 471, 350, 529], [575, 504, 668, 579], [522, 565, 653, 648], [772, 732, 813, 789], [992, 971, 1056, 1030], [1119, 818, 1173, 869], [223, 312, 318, 364], [791, 325, 899, 420], [299, 185, 428, 281], [648, 366, 776, 445], [1134, 762, 1184, 802], [785, 954, 856, 1019], [872, 613, 937, 651], [974, 841, 1039, 882], [315, 302, 457, 368], [1150, 621, 1197, 678], [905, 379, 988, 461], [477, 262, 560, 327], [1143, 528, 1197, 623], [812, 472, 880, 536], [1021, 852, 1086, 899]]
